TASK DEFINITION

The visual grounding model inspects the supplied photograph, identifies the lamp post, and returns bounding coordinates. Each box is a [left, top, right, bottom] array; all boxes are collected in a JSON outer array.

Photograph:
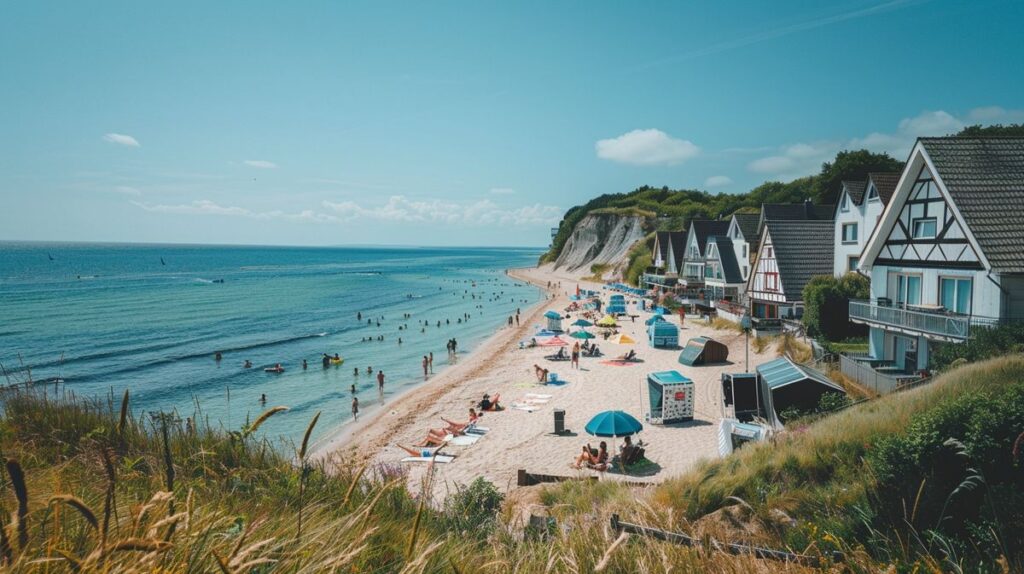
[[740, 314, 752, 372]]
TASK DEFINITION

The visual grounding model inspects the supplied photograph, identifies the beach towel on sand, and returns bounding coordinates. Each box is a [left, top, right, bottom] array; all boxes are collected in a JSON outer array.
[[447, 434, 481, 446], [402, 455, 455, 464], [512, 403, 539, 412]]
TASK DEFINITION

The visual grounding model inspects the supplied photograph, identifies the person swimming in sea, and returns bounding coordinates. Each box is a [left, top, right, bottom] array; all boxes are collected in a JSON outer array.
[[243, 360, 252, 368]]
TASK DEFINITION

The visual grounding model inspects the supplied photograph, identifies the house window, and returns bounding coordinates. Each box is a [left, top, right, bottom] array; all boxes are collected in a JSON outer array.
[[742, 265, 748, 279], [912, 217, 937, 239], [867, 185, 880, 202], [940, 277, 972, 314], [840, 193, 849, 212], [842, 223, 858, 243], [766, 246, 773, 258], [765, 272, 779, 292], [848, 256, 858, 272], [894, 273, 922, 306]]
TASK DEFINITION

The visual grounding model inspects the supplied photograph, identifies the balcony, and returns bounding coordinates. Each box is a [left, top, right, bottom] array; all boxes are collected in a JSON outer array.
[[642, 272, 677, 288], [839, 353, 923, 395], [848, 299, 982, 342]]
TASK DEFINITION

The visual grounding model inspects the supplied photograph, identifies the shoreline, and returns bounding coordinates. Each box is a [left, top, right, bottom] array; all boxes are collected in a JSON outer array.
[[309, 266, 555, 459]]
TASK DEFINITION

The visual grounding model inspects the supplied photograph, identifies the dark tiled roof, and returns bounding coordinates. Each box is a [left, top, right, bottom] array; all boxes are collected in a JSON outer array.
[[710, 237, 744, 284], [654, 232, 670, 265], [761, 202, 834, 222], [764, 220, 835, 301], [841, 180, 867, 204], [669, 231, 688, 271], [690, 220, 731, 256], [921, 137, 1024, 273], [732, 212, 760, 243], [868, 172, 900, 205]]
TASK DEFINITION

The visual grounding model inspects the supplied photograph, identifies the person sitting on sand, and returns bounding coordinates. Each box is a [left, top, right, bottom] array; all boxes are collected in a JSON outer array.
[[573, 442, 609, 471], [478, 394, 501, 411], [442, 408, 480, 432], [414, 428, 452, 447], [615, 349, 637, 362], [533, 364, 549, 382]]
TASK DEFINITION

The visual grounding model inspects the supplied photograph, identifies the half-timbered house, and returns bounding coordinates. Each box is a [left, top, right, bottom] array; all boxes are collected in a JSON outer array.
[[849, 137, 1024, 377], [746, 220, 834, 322]]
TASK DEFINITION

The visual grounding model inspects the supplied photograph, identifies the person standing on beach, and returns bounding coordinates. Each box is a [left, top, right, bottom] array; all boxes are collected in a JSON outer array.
[[422, 355, 429, 378], [377, 370, 385, 394], [571, 342, 580, 369], [351, 396, 359, 421], [428, 352, 434, 373]]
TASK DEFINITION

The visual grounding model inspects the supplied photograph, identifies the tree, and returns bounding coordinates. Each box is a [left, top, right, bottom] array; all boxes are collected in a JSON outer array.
[[811, 150, 904, 205], [802, 272, 869, 341], [956, 123, 1024, 137]]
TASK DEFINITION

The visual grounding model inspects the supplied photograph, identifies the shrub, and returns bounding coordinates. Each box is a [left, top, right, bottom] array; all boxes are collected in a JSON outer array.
[[624, 241, 652, 286], [801, 273, 869, 341], [441, 477, 504, 536], [931, 322, 1024, 371]]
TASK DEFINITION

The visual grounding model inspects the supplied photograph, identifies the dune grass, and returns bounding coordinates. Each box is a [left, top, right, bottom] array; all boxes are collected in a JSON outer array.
[[0, 356, 1021, 572]]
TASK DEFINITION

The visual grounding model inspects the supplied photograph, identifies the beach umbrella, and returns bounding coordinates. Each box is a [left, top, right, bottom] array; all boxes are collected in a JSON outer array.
[[597, 315, 618, 327], [585, 410, 643, 437], [571, 319, 593, 327], [543, 310, 563, 320], [609, 334, 635, 345], [570, 330, 595, 340], [540, 335, 569, 346]]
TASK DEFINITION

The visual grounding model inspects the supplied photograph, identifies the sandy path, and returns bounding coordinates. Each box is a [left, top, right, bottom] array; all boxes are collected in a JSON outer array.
[[315, 264, 777, 501]]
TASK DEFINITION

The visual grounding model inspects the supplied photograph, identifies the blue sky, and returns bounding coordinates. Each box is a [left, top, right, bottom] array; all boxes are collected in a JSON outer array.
[[1, 0, 1022, 247]]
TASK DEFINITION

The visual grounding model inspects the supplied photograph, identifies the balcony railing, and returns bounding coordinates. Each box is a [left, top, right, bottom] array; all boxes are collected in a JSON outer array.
[[839, 353, 923, 395], [848, 299, 976, 341]]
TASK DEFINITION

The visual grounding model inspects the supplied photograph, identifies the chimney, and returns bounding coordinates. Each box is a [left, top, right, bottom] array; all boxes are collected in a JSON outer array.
[[804, 198, 813, 218]]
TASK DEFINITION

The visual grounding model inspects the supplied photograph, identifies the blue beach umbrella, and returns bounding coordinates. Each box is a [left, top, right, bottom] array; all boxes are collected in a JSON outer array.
[[585, 410, 644, 437], [544, 310, 563, 320], [571, 319, 594, 327], [570, 330, 596, 339]]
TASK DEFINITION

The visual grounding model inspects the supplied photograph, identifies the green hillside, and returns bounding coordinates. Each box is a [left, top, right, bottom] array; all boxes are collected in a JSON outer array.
[[541, 150, 903, 265]]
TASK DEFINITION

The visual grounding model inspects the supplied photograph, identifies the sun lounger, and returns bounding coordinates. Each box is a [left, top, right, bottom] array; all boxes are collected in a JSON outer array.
[[525, 393, 553, 399], [512, 403, 539, 412], [465, 425, 489, 435], [402, 455, 455, 464]]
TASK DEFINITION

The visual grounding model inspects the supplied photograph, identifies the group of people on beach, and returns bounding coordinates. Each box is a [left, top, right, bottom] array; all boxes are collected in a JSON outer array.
[[397, 392, 502, 456]]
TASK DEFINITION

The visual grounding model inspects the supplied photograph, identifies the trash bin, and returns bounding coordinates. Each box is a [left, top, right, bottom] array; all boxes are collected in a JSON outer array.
[[553, 409, 565, 434]]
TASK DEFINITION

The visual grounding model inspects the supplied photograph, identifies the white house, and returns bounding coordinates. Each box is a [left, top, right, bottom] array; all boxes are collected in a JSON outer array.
[[704, 236, 746, 302], [680, 220, 730, 297], [644, 231, 687, 290], [850, 137, 1024, 378], [725, 212, 759, 280], [746, 220, 834, 322], [832, 173, 899, 275]]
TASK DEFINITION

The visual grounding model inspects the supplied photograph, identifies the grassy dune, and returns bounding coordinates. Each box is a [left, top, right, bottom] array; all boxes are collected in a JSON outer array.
[[0, 356, 1021, 572]]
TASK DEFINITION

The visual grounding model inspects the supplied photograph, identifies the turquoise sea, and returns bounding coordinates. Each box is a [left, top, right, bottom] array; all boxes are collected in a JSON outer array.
[[0, 242, 543, 445]]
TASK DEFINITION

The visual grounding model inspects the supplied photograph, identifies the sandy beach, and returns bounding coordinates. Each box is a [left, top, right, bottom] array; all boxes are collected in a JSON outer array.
[[314, 264, 778, 500]]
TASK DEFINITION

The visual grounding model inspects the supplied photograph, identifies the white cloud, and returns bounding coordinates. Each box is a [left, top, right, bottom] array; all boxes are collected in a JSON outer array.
[[133, 199, 253, 217], [489, 187, 516, 195], [595, 129, 699, 166], [965, 106, 1024, 124], [112, 186, 142, 196], [244, 160, 278, 169], [744, 106, 1024, 181], [103, 133, 140, 147], [322, 195, 561, 227], [704, 175, 733, 188], [130, 195, 560, 228]]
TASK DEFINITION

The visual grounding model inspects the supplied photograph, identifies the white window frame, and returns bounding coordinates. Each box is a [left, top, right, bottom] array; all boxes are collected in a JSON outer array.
[[841, 222, 858, 244], [840, 193, 849, 212], [912, 217, 937, 239], [867, 185, 880, 202], [848, 256, 858, 272]]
